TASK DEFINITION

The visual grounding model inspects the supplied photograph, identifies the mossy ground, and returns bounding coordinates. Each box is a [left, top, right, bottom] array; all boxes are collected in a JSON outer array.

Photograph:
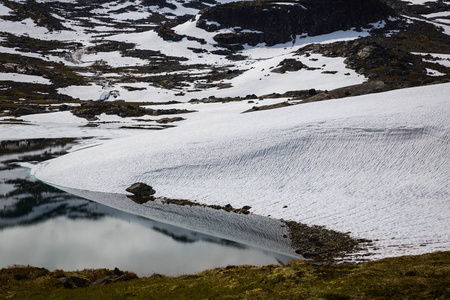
[[0, 251, 448, 299]]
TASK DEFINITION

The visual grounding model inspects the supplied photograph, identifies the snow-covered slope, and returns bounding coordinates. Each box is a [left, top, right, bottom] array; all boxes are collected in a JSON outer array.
[[33, 82, 450, 259]]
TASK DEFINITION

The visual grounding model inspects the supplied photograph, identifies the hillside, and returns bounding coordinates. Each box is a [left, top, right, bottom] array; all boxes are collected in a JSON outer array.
[[0, 0, 448, 106]]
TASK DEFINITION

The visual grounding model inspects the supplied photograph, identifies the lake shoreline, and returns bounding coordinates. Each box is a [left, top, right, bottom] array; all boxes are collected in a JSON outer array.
[[1, 137, 371, 271], [1, 251, 448, 298]]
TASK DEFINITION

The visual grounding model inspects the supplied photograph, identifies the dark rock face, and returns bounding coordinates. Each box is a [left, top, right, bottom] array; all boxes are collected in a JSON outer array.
[[13, 105, 46, 117], [71, 101, 195, 121], [297, 35, 432, 89], [198, 0, 394, 46], [141, 0, 176, 9], [271, 59, 307, 74]]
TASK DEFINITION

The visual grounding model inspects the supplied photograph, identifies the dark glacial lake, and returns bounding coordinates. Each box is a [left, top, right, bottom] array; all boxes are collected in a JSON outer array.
[[0, 139, 299, 276]]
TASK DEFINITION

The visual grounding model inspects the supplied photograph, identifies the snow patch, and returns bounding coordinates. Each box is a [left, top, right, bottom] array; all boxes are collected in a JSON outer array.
[[33, 83, 450, 259], [0, 72, 51, 85]]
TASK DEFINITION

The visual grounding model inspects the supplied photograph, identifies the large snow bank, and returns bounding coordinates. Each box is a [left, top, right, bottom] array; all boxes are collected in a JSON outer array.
[[33, 83, 450, 259]]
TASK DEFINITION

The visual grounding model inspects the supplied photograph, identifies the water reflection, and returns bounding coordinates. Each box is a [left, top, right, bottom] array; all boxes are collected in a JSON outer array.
[[0, 138, 299, 276], [0, 210, 289, 276], [0, 178, 104, 228]]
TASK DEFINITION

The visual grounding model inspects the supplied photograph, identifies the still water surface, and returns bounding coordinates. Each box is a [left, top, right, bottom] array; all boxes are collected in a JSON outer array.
[[0, 139, 297, 276]]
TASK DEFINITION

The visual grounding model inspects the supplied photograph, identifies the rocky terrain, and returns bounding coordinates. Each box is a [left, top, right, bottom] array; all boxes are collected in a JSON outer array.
[[198, 0, 393, 46], [0, 0, 448, 116]]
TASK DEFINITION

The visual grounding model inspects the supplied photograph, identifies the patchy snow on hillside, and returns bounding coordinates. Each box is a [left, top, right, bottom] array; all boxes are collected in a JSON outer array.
[[406, 0, 440, 4], [0, 3, 12, 16], [0, 110, 173, 141], [415, 52, 450, 68], [0, 72, 51, 84], [58, 23, 367, 102], [32, 82, 450, 260]]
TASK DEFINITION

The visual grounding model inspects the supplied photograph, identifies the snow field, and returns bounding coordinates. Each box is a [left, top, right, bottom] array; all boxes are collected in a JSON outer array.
[[33, 83, 450, 259]]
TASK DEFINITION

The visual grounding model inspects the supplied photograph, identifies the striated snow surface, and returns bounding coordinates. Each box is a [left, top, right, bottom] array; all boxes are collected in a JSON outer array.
[[33, 83, 450, 259]]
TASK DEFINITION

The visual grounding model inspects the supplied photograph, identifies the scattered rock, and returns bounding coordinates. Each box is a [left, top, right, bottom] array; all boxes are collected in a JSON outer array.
[[271, 59, 307, 74], [13, 106, 46, 117], [70, 275, 89, 287], [285, 220, 372, 263], [71, 101, 195, 121], [111, 274, 129, 283], [242, 101, 291, 113], [91, 276, 112, 286], [58, 276, 72, 288], [155, 117, 185, 124], [303, 80, 386, 103]]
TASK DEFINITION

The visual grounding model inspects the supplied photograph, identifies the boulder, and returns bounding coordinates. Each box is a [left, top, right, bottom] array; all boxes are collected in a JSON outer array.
[[126, 182, 156, 196]]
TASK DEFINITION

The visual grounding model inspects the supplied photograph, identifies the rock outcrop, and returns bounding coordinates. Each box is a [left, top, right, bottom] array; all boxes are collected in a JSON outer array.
[[197, 0, 394, 46]]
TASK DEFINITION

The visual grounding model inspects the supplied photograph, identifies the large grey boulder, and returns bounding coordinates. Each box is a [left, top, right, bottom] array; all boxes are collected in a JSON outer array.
[[126, 182, 156, 196]]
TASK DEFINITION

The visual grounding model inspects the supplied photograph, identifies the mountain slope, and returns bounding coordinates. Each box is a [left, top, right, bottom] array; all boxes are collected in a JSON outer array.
[[0, 0, 448, 105]]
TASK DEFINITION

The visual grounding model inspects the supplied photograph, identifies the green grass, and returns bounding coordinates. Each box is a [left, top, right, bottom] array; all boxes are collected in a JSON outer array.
[[1, 251, 448, 299]]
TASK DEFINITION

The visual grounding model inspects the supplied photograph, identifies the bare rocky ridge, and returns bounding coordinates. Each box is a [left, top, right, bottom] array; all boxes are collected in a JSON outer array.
[[0, 0, 448, 108], [198, 0, 394, 46]]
